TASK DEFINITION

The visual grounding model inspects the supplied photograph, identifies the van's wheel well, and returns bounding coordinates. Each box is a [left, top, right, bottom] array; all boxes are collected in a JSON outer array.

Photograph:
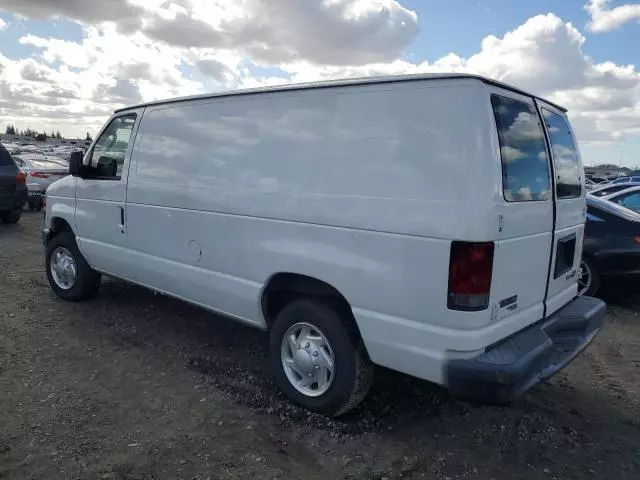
[[261, 273, 362, 343], [47, 217, 73, 243]]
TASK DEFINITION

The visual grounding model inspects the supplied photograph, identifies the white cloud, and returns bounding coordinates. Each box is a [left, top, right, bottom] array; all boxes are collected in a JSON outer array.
[[2, 0, 419, 66], [585, 0, 640, 33], [0, 3, 636, 152], [274, 14, 640, 146], [504, 112, 544, 145], [0, 17, 7, 30], [19, 34, 92, 69], [501, 146, 526, 164], [0, 0, 144, 24], [517, 187, 534, 201]]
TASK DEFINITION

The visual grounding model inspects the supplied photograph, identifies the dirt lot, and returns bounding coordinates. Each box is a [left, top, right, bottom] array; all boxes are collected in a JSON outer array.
[[1, 212, 639, 480]]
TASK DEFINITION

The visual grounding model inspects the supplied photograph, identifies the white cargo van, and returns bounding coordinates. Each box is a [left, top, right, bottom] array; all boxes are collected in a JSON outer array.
[[43, 73, 605, 415]]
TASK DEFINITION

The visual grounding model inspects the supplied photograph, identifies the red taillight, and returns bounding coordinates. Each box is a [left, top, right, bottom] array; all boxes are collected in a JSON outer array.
[[15, 172, 26, 184], [634, 236, 640, 245], [447, 241, 494, 311], [31, 172, 51, 178]]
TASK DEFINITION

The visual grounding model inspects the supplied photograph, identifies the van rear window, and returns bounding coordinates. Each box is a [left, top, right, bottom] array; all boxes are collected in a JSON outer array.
[[542, 109, 582, 199], [491, 95, 551, 202]]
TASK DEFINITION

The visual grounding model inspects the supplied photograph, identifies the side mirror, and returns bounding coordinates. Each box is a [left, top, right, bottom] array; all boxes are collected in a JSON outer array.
[[69, 151, 84, 177]]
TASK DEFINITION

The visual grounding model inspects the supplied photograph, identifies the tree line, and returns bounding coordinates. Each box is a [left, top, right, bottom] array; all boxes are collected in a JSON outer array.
[[5, 124, 63, 140], [4, 125, 93, 143]]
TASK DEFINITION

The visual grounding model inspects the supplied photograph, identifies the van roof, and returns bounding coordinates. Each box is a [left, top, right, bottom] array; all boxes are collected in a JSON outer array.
[[114, 72, 567, 113]]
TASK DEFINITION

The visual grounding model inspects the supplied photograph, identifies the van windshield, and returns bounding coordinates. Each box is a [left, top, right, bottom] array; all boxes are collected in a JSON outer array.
[[491, 95, 551, 202]]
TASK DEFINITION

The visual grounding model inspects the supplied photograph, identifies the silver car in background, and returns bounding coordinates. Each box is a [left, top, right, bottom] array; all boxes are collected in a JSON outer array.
[[13, 154, 68, 210]]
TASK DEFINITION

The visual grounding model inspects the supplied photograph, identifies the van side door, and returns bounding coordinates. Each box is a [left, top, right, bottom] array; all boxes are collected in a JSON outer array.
[[537, 101, 585, 314], [74, 109, 142, 280]]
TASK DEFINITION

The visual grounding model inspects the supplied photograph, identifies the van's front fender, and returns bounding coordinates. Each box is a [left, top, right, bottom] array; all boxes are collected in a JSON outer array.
[[43, 176, 77, 243]]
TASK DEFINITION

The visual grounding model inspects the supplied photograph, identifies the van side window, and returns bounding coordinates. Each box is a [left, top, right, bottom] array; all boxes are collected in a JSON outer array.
[[87, 114, 136, 180], [541, 109, 582, 199], [491, 95, 551, 202]]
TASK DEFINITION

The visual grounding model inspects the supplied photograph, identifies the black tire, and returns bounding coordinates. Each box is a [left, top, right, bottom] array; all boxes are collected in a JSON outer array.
[[0, 209, 21, 224], [45, 232, 101, 301], [270, 298, 374, 417], [579, 258, 601, 297]]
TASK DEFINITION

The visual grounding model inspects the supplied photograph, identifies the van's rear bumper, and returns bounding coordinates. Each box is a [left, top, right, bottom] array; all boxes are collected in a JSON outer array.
[[447, 295, 605, 404]]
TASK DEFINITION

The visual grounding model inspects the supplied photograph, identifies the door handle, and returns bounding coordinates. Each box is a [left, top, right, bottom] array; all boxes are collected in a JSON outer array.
[[119, 206, 125, 233]]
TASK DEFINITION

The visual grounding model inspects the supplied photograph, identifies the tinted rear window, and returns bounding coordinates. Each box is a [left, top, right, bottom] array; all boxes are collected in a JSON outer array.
[[0, 144, 16, 167], [491, 95, 551, 202], [542, 109, 582, 198]]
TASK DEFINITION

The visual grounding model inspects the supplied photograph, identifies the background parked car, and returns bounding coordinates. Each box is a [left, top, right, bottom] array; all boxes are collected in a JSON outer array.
[[13, 154, 68, 210], [585, 178, 599, 191], [0, 143, 27, 223], [580, 195, 640, 296], [588, 182, 640, 197], [599, 185, 640, 213], [610, 176, 640, 185]]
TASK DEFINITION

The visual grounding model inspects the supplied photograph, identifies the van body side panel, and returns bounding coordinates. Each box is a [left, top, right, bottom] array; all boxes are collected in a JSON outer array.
[[118, 78, 576, 385], [125, 80, 501, 341], [123, 206, 452, 331], [127, 80, 498, 241]]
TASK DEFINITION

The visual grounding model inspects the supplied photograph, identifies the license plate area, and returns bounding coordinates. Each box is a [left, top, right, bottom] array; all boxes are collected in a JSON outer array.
[[554, 234, 577, 279]]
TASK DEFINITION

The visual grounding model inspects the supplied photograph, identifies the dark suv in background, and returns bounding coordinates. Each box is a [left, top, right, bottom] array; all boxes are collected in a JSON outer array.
[[0, 143, 27, 224]]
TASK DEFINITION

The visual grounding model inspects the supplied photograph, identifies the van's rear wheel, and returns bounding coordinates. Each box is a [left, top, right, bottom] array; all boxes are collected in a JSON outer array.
[[270, 299, 373, 417], [45, 232, 101, 301]]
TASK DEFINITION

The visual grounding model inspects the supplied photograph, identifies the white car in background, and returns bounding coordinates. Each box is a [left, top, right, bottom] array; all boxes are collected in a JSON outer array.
[[13, 154, 69, 210]]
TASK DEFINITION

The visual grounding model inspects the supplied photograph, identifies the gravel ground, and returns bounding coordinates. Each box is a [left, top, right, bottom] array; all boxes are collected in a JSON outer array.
[[1, 211, 639, 480]]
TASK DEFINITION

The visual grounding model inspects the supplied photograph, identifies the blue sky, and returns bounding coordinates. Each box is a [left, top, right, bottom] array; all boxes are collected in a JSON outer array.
[[0, 0, 638, 167], [402, 0, 638, 66]]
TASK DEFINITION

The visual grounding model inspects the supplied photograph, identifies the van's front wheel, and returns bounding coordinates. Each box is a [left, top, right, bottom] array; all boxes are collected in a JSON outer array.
[[45, 232, 101, 301], [270, 299, 373, 417]]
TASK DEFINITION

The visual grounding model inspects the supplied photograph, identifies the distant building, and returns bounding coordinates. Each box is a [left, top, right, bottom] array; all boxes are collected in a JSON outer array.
[[584, 165, 630, 180]]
